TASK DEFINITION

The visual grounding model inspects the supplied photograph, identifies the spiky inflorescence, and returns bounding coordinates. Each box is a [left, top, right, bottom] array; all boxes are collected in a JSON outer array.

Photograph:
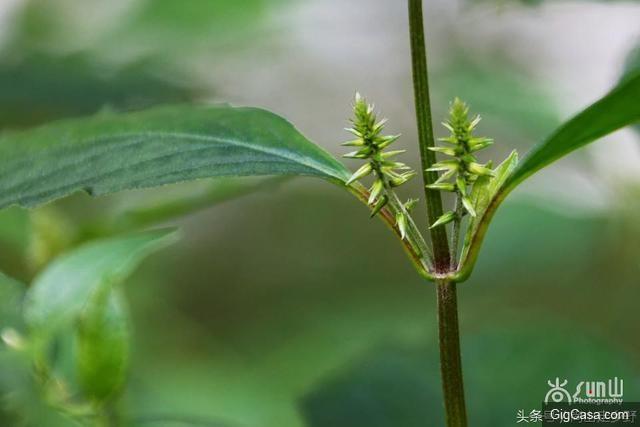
[[427, 98, 494, 228], [343, 93, 417, 238]]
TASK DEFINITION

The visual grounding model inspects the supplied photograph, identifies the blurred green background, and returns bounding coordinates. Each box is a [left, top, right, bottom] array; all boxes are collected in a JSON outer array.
[[0, 0, 639, 426]]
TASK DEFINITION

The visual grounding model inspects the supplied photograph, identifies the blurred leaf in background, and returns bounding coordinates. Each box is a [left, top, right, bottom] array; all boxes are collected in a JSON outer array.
[[300, 324, 639, 427], [467, 0, 639, 6], [0, 53, 197, 129], [434, 55, 560, 144], [6, 0, 289, 61], [0, 0, 292, 129]]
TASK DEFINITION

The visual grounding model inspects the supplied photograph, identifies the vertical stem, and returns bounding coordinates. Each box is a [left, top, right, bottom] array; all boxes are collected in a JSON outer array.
[[408, 2, 467, 425], [408, 0, 450, 273], [437, 280, 468, 427]]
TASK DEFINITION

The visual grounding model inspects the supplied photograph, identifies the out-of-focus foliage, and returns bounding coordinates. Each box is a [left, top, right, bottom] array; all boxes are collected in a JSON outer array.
[[75, 290, 130, 403], [468, 0, 639, 6], [301, 325, 638, 427], [0, 0, 290, 129], [0, 53, 196, 129], [1, 230, 177, 426], [9, 0, 286, 58], [0, 272, 25, 330], [24, 229, 177, 335], [434, 57, 560, 142], [623, 42, 640, 78]]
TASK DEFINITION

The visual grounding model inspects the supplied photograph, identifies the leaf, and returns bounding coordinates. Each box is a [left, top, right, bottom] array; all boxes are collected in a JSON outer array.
[[75, 289, 130, 402], [0, 105, 351, 210], [460, 151, 518, 267], [456, 73, 640, 281], [9, 0, 288, 61], [0, 53, 197, 129], [504, 71, 640, 191], [24, 228, 178, 337], [622, 42, 640, 134]]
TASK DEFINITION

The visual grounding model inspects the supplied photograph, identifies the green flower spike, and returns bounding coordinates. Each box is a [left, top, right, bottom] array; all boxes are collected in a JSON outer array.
[[343, 93, 416, 224], [427, 98, 495, 228]]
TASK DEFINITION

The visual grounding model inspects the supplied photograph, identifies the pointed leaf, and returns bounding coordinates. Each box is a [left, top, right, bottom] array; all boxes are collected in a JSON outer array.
[[24, 228, 178, 338], [0, 105, 351, 209], [457, 73, 640, 282], [505, 71, 640, 191]]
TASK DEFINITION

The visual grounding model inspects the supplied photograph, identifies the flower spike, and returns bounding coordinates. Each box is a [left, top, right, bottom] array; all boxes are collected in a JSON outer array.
[[342, 93, 416, 216], [426, 98, 496, 227]]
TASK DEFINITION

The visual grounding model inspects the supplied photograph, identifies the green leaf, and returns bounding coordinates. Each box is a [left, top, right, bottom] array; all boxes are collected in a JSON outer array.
[[622, 43, 640, 135], [456, 73, 640, 281], [75, 289, 129, 402], [0, 53, 197, 129], [24, 228, 178, 337], [460, 151, 518, 264], [0, 105, 350, 210], [505, 71, 640, 190]]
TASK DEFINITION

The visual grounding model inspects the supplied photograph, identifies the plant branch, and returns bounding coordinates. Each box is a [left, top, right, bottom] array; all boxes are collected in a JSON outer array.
[[347, 182, 434, 280], [437, 279, 468, 427], [387, 189, 434, 264], [408, 0, 450, 273]]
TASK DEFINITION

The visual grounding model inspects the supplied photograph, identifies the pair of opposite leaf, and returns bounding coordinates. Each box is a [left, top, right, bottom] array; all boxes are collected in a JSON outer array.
[[344, 94, 502, 238]]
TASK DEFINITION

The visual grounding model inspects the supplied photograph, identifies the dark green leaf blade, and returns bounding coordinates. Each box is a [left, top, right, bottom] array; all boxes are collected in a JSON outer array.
[[24, 228, 178, 337], [0, 105, 350, 209], [505, 71, 640, 191]]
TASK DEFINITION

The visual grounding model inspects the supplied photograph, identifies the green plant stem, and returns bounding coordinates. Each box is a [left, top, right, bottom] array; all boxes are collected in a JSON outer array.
[[408, 1, 468, 426], [408, 0, 450, 273], [437, 279, 468, 427], [388, 190, 433, 261], [348, 182, 434, 279], [450, 195, 464, 269], [376, 166, 434, 265]]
